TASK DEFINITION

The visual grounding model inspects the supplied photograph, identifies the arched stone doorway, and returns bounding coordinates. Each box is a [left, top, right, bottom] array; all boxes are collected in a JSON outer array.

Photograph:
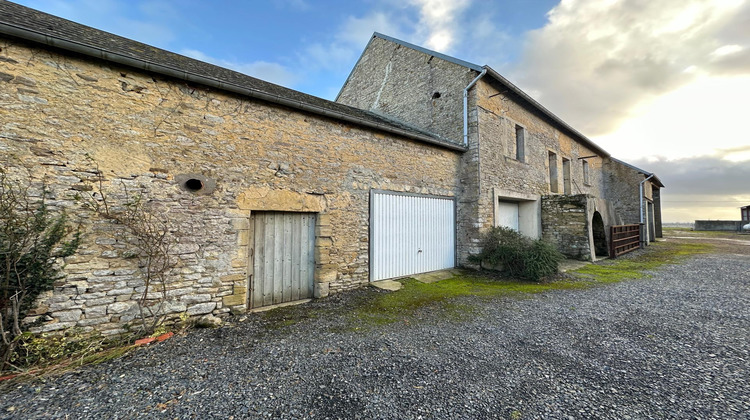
[[592, 211, 608, 257]]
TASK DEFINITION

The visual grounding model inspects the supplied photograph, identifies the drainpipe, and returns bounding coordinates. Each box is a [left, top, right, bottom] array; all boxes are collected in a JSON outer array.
[[463, 69, 487, 146], [639, 174, 654, 247]]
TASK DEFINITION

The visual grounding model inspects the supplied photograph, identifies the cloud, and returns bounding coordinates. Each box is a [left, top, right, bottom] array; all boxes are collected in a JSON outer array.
[[298, 0, 475, 73], [408, 0, 472, 52], [180, 49, 298, 88], [299, 12, 405, 72], [409, 0, 471, 53], [594, 73, 750, 160], [632, 155, 750, 196], [628, 154, 750, 221], [512, 0, 749, 136]]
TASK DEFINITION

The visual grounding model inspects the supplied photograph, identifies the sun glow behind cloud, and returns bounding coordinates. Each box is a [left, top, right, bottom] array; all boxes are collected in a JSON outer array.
[[595, 74, 750, 161]]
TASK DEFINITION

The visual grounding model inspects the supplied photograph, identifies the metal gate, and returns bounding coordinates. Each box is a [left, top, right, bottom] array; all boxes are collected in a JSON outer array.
[[250, 212, 315, 308], [370, 191, 455, 281], [609, 224, 641, 258]]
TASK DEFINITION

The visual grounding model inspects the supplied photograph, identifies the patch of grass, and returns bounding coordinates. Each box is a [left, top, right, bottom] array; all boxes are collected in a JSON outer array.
[[0, 335, 137, 386], [345, 274, 586, 330], [573, 240, 712, 283], [345, 240, 712, 330]]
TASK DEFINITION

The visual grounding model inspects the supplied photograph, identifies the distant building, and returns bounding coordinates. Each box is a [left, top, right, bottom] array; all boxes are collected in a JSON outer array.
[[742, 205, 750, 223]]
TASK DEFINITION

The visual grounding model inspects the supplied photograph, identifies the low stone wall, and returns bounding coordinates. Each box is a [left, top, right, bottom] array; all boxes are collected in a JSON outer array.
[[694, 220, 743, 232], [542, 195, 591, 260]]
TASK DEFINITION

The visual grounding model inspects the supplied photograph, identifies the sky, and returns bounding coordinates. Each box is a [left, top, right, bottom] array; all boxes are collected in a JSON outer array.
[[12, 0, 750, 223]]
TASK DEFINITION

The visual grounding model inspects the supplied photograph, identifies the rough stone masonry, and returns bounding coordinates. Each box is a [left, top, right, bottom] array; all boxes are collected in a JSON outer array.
[[0, 36, 460, 335]]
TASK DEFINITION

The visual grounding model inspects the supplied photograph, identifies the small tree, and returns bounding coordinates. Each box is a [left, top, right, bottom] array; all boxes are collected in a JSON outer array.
[[0, 169, 80, 370], [83, 167, 177, 335]]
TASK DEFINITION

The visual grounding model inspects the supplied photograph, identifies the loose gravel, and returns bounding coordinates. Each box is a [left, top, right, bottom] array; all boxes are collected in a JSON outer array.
[[1, 242, 748, 419]]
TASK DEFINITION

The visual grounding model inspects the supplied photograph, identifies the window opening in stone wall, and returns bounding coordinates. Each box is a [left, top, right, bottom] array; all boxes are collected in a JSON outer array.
[[562, 158, 571, 195], [582, 160, 590, 185], [515, 125, 525, 162], [548, 151, 558, 193]]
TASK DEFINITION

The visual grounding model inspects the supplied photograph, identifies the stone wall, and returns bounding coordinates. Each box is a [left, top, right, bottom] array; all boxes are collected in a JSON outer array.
[[336, 35, 482, 264], [602, 159, 650, 226], [337, 36, 476, 144], [0, 37, 460, 335], [541, 195, 592, 260], [653, 187, 663, 238], [336, 36, 621, 264], [471, 79, 608, 260]]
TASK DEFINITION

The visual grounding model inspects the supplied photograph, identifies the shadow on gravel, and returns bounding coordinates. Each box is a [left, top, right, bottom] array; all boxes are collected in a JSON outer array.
[[2, 233, 715, 386], [261, 237, 713, 335], [574, 238, 712, 283]]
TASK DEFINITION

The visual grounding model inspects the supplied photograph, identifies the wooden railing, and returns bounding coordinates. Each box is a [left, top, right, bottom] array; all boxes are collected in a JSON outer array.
[[610, 224, 641, 258]]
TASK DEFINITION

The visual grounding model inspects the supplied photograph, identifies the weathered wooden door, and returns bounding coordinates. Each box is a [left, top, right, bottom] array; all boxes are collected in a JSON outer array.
[[250, 212, 315, 308]]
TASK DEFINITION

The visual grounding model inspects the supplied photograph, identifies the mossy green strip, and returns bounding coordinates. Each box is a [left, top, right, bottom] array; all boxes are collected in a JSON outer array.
[[573, 240, 712, 283], [347, 240, 711, 330]]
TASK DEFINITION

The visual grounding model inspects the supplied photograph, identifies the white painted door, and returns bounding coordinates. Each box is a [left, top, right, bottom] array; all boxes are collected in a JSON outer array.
[[371, 191, 455, 281], [250, 212, 315, 308], [497, 200, 519, 231]]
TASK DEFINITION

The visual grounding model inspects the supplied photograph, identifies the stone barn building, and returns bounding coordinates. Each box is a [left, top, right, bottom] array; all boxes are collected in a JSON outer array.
[[0, 3, 662, 335], [337, 33, 663, 261]]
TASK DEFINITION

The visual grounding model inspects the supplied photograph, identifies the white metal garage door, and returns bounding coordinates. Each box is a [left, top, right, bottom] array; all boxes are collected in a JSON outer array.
[[370, 191, 455, 281], [250, 212, 316, 308], [497, 200, 519, 231]]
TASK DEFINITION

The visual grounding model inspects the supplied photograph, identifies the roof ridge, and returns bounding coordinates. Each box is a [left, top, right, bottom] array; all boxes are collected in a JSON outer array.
[[372, 32, 484, 72]]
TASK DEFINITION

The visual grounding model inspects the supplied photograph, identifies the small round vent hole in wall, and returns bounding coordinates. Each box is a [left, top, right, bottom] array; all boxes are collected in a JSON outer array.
[[185, 178, 204, 191], [432, 92, 441, 99]]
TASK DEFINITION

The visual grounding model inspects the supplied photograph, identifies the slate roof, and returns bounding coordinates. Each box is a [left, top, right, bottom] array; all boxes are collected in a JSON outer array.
[[0, 1, 465, 151]]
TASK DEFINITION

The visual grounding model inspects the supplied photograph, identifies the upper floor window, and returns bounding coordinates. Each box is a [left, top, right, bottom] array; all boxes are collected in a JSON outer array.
[[562, 158, 571, 194], [548, 151, 558, 193], [515, 125, 525, 162], [582, 160, 591, 186]]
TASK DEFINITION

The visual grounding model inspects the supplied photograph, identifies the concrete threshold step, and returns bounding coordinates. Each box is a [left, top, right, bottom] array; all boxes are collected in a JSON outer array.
[[370, 280, 402, 291], [411, 268, 463, 283]]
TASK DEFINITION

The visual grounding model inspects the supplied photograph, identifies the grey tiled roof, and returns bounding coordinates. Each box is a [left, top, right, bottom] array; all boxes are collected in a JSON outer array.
[[0, 1, 464, 151]]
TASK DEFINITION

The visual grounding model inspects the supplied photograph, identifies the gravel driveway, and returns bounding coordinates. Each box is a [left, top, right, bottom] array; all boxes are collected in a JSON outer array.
[[1, 238, 748, 419]]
